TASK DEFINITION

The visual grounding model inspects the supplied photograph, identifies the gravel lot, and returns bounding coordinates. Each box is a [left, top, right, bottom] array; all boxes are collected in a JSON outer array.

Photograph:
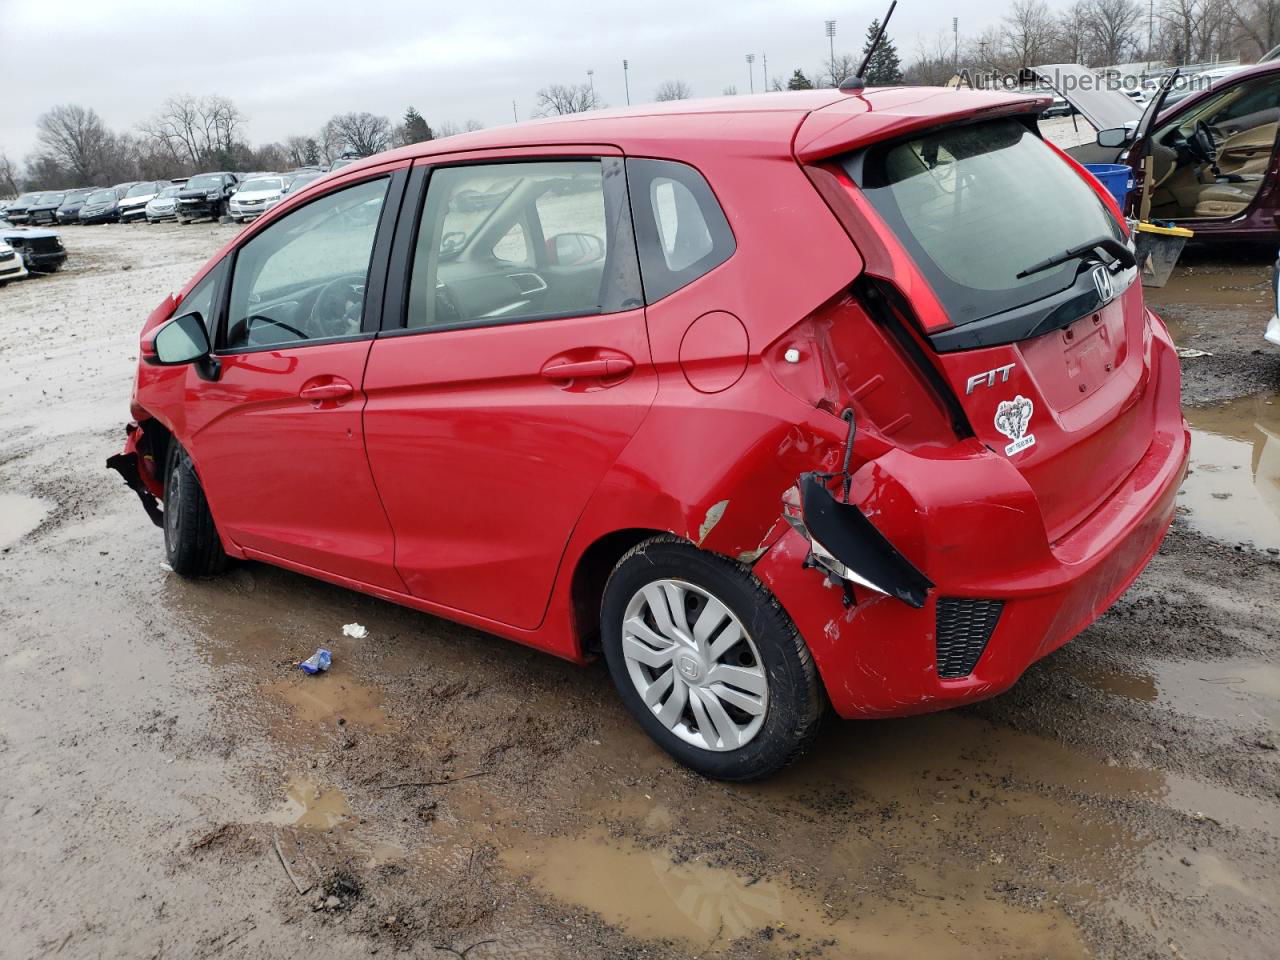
[[1, 222, 1278, 959]]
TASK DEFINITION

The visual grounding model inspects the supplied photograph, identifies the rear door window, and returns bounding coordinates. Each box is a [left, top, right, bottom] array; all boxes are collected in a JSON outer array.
[[849, 118, 1124, 325], [404, 159, 641, 331]]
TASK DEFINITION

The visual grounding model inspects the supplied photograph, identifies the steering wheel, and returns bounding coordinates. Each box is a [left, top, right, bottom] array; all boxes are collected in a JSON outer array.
[[1191, 120, 1218, 163], [309, 276, 365, 339]]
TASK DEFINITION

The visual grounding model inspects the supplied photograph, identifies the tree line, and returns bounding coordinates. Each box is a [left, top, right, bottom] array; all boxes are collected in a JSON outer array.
[[2, 98, 483, 193]]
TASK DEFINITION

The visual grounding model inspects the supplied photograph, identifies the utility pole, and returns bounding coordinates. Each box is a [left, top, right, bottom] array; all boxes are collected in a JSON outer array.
[[622, 59, 631, 105], [952, 17, 958, 74], [746, 53, 755, 93], [586, 68, 595, 107], [512, 100, 518, 123], [1147, 0, 1153, 66], [762, 51, 767, 91]]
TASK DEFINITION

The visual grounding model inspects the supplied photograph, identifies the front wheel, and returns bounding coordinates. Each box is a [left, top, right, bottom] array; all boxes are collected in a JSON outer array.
[[600, 536, 824, 781], [163, 443, 229, 577]]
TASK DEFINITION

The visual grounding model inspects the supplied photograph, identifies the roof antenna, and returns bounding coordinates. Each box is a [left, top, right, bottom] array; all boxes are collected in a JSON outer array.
[[840, 0, 897, 93]]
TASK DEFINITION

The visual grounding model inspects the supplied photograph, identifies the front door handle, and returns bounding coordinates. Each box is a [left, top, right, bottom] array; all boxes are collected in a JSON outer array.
[[299, 378, 354, 404], [540, 357, 635, 380]]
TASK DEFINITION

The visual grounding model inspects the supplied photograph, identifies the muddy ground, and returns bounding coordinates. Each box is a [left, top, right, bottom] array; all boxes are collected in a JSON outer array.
[[1, 223, 1277, 960]]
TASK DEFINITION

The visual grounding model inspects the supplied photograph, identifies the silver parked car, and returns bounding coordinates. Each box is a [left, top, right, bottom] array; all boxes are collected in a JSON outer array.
[[145, 185, 183, 223]]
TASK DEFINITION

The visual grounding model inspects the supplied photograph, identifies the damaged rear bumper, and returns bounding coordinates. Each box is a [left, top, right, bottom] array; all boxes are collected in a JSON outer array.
[[106, 421, 164, 527], [755, 411, 1189, 721]]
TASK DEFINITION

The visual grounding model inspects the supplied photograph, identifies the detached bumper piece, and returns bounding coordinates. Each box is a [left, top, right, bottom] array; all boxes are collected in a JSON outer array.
[[935, 598, 1004, 678], [791, 472, 933, 609], [106, 421, 164, 527]]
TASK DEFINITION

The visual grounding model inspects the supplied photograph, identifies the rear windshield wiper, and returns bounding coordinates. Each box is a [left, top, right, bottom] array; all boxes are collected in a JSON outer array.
[[1015, 235, 1136, 280]]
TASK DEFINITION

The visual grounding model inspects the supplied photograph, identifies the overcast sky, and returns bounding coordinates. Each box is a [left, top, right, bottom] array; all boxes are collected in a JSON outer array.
[[0, 0, 1012, 162]]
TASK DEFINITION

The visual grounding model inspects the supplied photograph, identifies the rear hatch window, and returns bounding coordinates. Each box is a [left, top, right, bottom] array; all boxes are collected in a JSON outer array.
[[841, 118, 1154, 542], [849, 118, 1125, 344]]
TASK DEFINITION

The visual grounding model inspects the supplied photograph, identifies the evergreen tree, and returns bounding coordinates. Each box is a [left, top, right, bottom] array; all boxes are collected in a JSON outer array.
[[302, 138, 320, 166], [861, 19, 904, 85], [402, 107, 433, 144], [787, 69, 813, 90]]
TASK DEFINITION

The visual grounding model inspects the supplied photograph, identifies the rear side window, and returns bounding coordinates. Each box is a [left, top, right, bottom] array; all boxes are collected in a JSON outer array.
[[850, 118, 1123, 325], [627, 158, 734, 302]]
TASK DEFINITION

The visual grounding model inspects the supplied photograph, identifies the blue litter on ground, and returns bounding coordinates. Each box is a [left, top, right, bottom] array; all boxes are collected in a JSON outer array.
[[298, 648, 332, 674]]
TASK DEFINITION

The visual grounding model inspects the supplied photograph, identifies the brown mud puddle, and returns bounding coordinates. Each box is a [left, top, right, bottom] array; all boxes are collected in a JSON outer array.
[[1180, 393, 1280, 550]]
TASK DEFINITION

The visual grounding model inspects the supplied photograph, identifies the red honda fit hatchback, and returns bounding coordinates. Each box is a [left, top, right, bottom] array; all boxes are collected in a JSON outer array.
[[110, 88, 1189, 780]]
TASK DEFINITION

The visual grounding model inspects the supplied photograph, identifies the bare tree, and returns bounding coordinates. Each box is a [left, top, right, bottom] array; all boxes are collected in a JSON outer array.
[[722, 84, 738, 95], [1088, 0, 1143, 64], [463, 119, 485, 132], [0, 152, 20, 195], [140, 94, 245, 170], [535, 83, 602, 116], [34, 105, 114, 183], [1003, 0, 1058, 67], [654, 79, 692, 101], [818, 52, 861, 87], [1233, 0, 1280, 59], [324, 112, 392, 157]]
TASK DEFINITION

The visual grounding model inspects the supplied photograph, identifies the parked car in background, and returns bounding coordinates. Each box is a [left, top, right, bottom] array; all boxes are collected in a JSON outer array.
[[283, 170, 325, 195], [1039, 60, 1280, 239], [229, 176, 286, 222], [118, 181, 168, 222], [111, 87, 1188, 780], [177, 172, 238, 223], [27, 192, 68, 225], [5, 191, 42, 224], [0, 236, 29, 285], [0, 219, 67, 272], [79, 187, 125, 224], [57, 188, 98, 223], [145, 185, 183, 223], [327, 153, 364, 172]]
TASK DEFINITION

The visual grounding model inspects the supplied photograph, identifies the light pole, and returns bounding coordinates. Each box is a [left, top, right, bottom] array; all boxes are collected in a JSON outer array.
[[746, 53, 755, 93], [512, 100, 518, 122], [825, 19, 836, 81], [762, 51, 767, 91], [622, 59, 631, 105], [952, 17, 958, 74], [586, 68, 595, 107]]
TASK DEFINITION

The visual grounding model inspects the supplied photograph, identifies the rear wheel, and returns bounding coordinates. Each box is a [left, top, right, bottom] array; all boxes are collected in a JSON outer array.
[[600, 536, 824, 781], [163, 443, 228, 577]]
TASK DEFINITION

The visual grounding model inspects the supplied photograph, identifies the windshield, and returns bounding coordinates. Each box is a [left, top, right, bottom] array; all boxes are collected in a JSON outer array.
[[240, 178, 283, 192], [125, 182, 157, 197], [87, 190, 115, 204], [187, 174, 223, 190], [853, 118, 1124, 325], [156, 186, 181, 198], [16, 193, 40, 204], [38, 193, 66, 204], [63, 190, 94, 203]]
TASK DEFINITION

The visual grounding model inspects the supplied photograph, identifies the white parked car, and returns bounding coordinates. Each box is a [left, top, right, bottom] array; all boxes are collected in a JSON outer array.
[[145, 185, 183, 223], [0, 237, 29, 285], [118, 181, 168, 223], [228, 176, 286, 222]]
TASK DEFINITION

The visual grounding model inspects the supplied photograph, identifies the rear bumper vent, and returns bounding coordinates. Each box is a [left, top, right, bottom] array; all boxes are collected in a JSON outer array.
[[935, 598, 1004, 679]]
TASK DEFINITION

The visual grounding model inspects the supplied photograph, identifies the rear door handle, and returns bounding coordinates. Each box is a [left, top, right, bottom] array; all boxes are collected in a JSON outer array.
[[540, 358, 635, 380], [299, 379, 354, 403]]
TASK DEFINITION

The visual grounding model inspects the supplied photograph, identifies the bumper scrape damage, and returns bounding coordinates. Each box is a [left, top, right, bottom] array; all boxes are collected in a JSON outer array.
[[106, 421, 164, 527]]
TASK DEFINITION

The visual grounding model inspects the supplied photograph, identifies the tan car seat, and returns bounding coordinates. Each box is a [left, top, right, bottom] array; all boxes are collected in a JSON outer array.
[[1194, 180, 1259, 217]]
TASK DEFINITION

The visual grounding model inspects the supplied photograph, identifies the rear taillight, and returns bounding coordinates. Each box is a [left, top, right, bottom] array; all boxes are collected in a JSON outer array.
[[764, 289, 963, 449]]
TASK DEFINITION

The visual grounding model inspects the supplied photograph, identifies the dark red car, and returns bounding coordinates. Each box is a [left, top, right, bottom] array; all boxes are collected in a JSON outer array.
[[110, 88, 1189, 780]]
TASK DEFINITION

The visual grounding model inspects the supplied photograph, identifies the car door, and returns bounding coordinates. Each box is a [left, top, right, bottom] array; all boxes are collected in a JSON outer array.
[[179, 165, 409, 590], [361, 152, 654, 629]]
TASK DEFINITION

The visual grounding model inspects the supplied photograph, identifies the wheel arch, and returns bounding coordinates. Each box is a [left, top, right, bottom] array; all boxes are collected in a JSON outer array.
[[570, 527, 676, 658]]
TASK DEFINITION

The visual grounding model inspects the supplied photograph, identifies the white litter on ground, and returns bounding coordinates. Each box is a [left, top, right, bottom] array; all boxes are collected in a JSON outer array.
[[342, 623, 368, 639], [1177, 347, 1214, 359]]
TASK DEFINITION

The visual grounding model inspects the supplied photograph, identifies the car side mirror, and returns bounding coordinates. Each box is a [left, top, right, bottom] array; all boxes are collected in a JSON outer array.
[[1097, 127, 1130, 148], [152, 312, 211, 365], [549, 232, 605, 265]]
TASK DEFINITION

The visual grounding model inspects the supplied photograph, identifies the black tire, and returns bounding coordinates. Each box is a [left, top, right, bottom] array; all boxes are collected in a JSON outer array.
[[600, 536, 824, 781], [163, 443, 229, 577]]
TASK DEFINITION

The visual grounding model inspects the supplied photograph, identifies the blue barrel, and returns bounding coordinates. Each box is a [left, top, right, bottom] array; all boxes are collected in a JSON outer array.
[[1082, 163, 1133, 208]]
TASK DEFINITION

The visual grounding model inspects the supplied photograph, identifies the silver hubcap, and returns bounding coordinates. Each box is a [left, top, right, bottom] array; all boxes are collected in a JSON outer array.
[[621, 579, 768, 752]]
